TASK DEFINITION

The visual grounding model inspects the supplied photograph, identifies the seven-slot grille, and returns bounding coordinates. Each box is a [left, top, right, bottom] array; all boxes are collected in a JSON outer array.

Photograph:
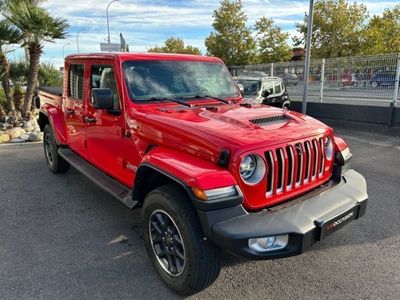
[[264, 137, 329, 197]]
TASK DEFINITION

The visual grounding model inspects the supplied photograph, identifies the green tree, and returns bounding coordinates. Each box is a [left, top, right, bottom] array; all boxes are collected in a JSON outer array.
[[294, 0, 368, 58], [254, 17, 292, 63], [148, 37, 201, 55], [363, 4, 400, 55], [4, 1, 68, 118], [205, 0, 256, 65], [9, 58, 28, 110], [0, 20, 21, 113], [38, 62, 62, 86]]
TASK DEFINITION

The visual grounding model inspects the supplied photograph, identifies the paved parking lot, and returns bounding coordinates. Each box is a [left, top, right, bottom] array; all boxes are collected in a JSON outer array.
[[0, 121, 399, 299], [289, 85, 398, 106]]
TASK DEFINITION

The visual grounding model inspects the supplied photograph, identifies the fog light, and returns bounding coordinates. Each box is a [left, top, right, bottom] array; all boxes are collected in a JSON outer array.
[[248, 235, 289, 252]]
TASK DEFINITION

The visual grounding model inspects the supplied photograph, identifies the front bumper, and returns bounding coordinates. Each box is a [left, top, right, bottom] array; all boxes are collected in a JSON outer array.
[[197, 169, 367, 260]]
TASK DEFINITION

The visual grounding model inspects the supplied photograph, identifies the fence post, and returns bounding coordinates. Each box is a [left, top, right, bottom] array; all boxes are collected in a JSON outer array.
[[271, 63, 274, 77], [393, 53, 400, 107], [388, 53, 400, 126], [320, 58, 325, 103]]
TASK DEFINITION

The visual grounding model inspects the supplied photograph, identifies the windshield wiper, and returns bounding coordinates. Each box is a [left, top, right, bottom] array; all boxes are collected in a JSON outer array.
[[180, 94, 231, 104], [147, 97, 193, 107]]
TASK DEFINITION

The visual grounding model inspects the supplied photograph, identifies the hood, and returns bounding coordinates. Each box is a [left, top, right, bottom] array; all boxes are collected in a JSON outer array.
[[130, 103, 331, 160], [243, 95, 260, 101]]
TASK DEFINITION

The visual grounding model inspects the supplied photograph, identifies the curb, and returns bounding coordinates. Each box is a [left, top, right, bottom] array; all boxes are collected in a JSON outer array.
[[0, 141, 42, 148]]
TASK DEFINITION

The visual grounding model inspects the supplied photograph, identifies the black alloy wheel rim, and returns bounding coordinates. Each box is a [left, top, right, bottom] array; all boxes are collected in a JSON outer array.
[[44, 133, 54, 165], [149, 209, 185, 276]]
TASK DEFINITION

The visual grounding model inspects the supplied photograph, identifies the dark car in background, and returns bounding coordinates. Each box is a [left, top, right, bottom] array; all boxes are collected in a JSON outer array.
[[370, 71, 396, 88]]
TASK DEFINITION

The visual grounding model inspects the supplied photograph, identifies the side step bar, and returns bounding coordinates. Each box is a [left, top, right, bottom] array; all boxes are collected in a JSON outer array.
[[58, 148, 138, 209]]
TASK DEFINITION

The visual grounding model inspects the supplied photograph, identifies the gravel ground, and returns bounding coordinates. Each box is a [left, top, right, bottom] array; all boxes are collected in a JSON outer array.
[[0, 121, 399, 299]]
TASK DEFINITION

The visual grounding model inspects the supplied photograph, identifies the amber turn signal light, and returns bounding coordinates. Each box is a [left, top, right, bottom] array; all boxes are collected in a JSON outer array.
[[192, 187, 207, 201]]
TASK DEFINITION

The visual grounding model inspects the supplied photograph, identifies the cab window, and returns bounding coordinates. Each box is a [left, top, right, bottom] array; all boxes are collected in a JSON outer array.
[[69, 64, 84, 100]]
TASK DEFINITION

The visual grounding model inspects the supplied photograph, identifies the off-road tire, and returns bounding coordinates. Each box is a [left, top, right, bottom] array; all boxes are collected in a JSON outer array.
[[43, 125, 70, 174], [142, 184, 222, 296]]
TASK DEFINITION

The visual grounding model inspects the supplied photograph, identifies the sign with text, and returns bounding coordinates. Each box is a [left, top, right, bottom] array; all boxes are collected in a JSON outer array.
[[100, 43, 120, 52]]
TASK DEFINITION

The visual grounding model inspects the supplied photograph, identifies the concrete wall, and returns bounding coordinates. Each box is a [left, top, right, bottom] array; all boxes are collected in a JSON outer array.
[[290, 102, 400, 127]]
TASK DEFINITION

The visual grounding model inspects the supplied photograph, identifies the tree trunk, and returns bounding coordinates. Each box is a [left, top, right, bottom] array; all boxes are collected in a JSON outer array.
[[0, 53, 15, 112], [22, 43, 41, 119], [0, 104, 6, 122], [14, 88, 23, 111], [24, 45, 30, 62]]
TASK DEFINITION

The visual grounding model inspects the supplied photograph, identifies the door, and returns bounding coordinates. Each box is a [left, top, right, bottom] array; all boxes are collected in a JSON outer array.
[[85, 63, 134, 186], [64, 63, 88, 159]]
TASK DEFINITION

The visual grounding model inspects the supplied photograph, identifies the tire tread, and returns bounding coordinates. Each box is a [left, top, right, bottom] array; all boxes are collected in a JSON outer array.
[[142, 184, 221, 295]]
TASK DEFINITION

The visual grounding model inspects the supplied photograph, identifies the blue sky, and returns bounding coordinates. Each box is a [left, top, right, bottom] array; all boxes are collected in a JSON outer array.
[[9, 0, 399, 67]]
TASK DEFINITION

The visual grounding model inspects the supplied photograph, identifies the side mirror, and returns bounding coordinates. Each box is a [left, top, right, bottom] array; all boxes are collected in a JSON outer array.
[[262, 89, 270, 98], [91, 88, 114, 110], [237, 83, 245, 96]]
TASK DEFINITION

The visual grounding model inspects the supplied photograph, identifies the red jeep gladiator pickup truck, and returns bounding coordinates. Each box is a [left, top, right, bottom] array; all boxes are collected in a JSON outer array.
[[38, 53, 367, 295]]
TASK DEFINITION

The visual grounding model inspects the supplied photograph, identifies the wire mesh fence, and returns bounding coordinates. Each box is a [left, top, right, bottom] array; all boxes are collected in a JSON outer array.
[[229, 53, 400, 107]]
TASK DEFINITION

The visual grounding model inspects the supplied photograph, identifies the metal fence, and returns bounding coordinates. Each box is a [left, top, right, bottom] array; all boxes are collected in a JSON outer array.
[[229, 53, 400, 108]]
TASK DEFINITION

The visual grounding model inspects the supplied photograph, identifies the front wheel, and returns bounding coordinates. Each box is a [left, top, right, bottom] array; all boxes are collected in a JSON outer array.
[[142, 184, 222, 295], [371, 81, 379, 88]]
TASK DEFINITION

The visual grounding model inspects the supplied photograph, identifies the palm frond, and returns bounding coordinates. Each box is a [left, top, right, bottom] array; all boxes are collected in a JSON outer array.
[[3, 1, 69, 45], [0, 19, 22, 46]]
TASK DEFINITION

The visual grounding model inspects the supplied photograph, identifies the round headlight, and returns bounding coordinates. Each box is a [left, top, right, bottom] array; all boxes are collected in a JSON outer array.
[[239, 154, 266, 184], [325, 136, 334, 160]]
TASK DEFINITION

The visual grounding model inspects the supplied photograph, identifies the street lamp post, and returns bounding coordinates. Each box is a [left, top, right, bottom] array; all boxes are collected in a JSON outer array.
[[302, 0, 315, 114], [62, 42, 70, 58], [76, 28, 86, 53], [106, 0, 120, 44]]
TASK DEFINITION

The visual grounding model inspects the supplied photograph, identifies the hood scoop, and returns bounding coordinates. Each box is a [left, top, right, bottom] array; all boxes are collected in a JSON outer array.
[[250, 115, 288, 126]]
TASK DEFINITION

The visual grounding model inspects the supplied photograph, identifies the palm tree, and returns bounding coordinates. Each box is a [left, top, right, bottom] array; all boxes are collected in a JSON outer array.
[[9, 58, 29, 110], [0, 102, 6, 121], [0, 20, 21, 112], [39, 62, 63, 87], [4, 1, 68, 118]]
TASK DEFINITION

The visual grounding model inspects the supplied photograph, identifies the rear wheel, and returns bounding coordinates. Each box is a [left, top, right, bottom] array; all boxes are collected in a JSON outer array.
[[43, 125, 70, 173], [371, 81, 379, 88], [142, 184, 221, 295]]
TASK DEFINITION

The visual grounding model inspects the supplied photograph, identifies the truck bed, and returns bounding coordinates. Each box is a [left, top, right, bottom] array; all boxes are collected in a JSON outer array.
[[38, 86, 63, 108]]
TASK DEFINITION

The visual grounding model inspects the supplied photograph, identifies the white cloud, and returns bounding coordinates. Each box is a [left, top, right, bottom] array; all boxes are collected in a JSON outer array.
[[23, 0, 395, 67]]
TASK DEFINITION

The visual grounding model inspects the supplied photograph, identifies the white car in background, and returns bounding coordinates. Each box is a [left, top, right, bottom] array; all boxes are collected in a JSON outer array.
[[234, 76, 291, 109]]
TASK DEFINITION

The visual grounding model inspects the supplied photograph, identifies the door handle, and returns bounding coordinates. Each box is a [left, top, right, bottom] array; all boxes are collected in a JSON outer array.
[[65, 108, 74, 116], [84, 116, 97, 124]]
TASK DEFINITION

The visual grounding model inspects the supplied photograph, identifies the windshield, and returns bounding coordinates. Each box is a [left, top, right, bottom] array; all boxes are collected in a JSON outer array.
[[123, 60, 239, 101], [236, 79, 261, 96]]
